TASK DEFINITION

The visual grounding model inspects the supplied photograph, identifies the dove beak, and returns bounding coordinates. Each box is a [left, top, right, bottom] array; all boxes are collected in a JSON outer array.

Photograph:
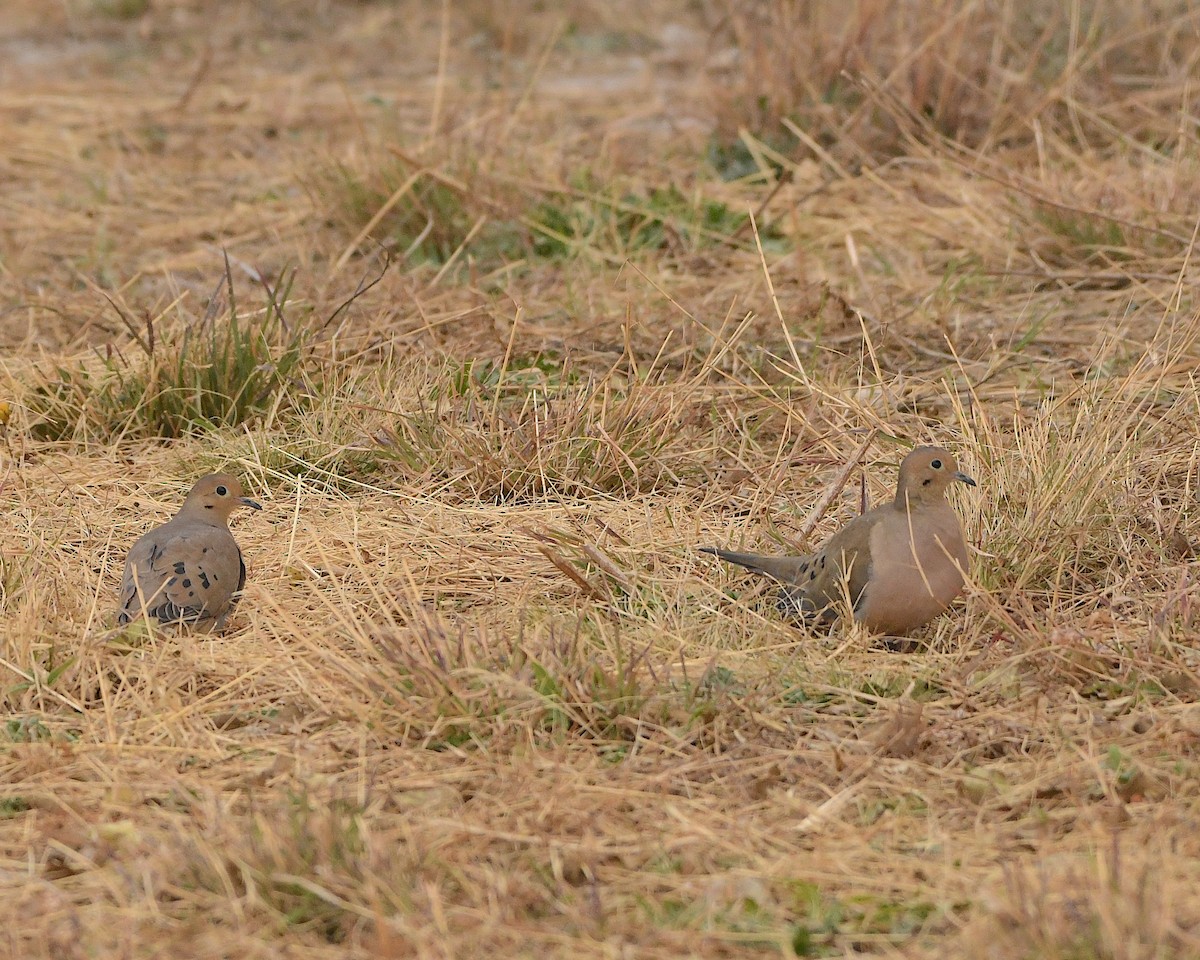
[[955, 471, 976, 488], [240, 497, 263, 510]]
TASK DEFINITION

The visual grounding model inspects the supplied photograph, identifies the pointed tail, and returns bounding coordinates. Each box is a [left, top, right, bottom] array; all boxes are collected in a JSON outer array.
[[699, 546, 812, 585]]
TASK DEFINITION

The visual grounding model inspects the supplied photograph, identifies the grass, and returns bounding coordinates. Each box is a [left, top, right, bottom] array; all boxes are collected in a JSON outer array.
[[370, 357, 710, 501], [23, 267, 320, 444], [3, 0, 1200, 957], [312, 152, 766, 271]]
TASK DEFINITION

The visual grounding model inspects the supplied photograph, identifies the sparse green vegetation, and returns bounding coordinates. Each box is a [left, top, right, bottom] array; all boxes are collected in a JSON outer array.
[[526, 181, 764, 260], [314, 153, 765, 272], [25, 270, 322, 443]]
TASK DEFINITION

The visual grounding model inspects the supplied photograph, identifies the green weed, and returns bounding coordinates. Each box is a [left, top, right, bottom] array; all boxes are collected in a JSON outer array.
[[24, 263, 362, 444], [528, 181, 761, 259], [0, 797, 32, 818]]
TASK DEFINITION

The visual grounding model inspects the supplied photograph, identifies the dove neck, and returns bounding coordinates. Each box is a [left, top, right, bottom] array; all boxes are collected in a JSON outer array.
[[891, 487, 940, 511], [176, 507, 232, 528]]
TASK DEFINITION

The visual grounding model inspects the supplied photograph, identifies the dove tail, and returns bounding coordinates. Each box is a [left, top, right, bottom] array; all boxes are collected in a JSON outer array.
[[699, 546, 812, 584], [700, 546, 773, 572]]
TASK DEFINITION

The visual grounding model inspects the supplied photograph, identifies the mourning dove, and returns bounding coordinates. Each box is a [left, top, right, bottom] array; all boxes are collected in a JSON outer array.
[[118, 473, 262, 631], [702, 446, 975, 634]]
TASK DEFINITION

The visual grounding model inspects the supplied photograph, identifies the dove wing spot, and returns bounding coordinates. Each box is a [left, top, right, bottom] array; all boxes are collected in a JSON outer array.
[[116, 473, 260, 632]]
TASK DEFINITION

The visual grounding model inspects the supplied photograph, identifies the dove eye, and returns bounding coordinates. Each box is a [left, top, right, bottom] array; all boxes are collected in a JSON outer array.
[[215, 485, 228, 497], [930, 459, 943, 470]]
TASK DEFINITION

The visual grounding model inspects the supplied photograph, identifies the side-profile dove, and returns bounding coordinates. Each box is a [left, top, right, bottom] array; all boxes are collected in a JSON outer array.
[[702, 446, 975, 634], [118, 473, 262, 631]]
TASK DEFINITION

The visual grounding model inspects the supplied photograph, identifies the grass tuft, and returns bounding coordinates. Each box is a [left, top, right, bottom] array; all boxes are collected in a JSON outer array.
[[25, 269, 321, 444], [372, 357, 707, 501]]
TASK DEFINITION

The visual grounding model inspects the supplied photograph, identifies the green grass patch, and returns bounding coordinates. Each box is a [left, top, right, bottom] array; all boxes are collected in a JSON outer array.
[[314, 153, 773, 270], [527, 181, 764, 259], [26, 268, 324, 444]]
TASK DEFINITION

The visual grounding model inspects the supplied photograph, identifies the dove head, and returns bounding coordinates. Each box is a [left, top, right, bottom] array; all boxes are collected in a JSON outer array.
[[179, 473, 262, 524], [893, 446, 975, 508]]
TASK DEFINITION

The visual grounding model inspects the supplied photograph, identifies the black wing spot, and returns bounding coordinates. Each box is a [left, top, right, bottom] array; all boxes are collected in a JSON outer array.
[[181, 578, 192, 588], [809, 569, 817, 580], [173, 561, 187, 575], [819, 556, 826, 569]]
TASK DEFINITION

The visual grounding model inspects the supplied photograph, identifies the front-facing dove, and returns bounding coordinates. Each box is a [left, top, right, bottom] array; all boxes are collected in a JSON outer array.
[[118, 473, 262, 631], [702, 446, 975, 635]]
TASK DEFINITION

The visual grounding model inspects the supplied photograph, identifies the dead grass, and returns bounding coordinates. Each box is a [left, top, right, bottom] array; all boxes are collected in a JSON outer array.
[[3, 0, 1200, 957], [704, 0, 1200, 159]]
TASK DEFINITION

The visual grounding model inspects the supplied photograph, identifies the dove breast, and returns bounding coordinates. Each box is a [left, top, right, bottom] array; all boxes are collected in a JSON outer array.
[[852, 500, 968, 634]]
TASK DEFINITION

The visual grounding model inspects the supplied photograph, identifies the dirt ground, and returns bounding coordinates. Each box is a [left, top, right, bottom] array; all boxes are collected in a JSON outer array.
[[3, 1, 1200, 957]]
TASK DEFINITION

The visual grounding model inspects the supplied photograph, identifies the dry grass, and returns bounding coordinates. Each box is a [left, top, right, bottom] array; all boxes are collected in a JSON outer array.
[[3, 0, 1200, 956]]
